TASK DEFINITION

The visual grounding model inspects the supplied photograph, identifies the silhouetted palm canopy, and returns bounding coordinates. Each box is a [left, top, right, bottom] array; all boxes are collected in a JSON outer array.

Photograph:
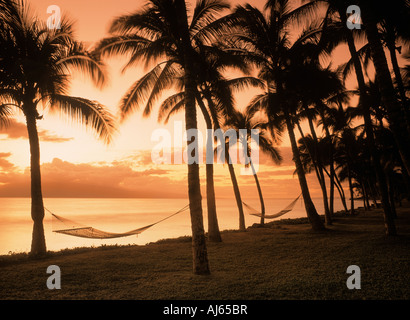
[[95, 0, 252, 120], [0, 0, 116, 256], [0, 3, 115, 140]]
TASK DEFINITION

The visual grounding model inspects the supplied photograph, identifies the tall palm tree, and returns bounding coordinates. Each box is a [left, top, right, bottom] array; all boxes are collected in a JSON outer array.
[[157, 88, 224, 241], [0, 1, 116, 256], [224, 109, 282, 225], [198, 77, 264, 233], [359, 1, 410, 178], [232, 2, 326, 231], [95, 0, 241, 274], [158, 75, 265, 234], [318, 0, 398, 235], [286, 62, 345, 225], [334, 127, 364, 214], [318, 99, 356, 213]]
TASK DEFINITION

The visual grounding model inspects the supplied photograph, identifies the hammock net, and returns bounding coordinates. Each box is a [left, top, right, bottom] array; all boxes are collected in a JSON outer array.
[[48, 205, 189, 239], [243, 194, 302, 219]]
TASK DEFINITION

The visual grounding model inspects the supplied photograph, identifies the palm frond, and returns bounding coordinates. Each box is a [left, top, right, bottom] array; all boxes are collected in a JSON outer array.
[[192, 9, 243, 44], [259, 134, 282, 164], [158, 91, 185, 123], [49, 94, 117, 144], [94, 35, 152, 60], [225, 77, 266, 92], [190, 0, 231, 35], [163, 98, 186, 124], [0, 103, 13, 128], [246, 93, 269, 115], [109, 6, 164, 40], [119, 64, 163, 120], [56, 41, 108, 89], [143, 61, 181, 116], [280, 1, 325, 28], [337, 43, 371, 82]]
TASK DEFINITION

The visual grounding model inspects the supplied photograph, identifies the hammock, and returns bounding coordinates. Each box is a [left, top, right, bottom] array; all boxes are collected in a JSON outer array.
[[243, 194, 302, 220], [47, 205, 189, 239]]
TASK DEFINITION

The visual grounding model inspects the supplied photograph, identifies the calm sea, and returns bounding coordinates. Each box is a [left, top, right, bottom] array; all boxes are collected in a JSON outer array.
[[0, 197, 348, 255]]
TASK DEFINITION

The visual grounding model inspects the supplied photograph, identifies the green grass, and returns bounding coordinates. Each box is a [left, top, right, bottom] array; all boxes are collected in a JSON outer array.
[[0, 205, 409, 300]]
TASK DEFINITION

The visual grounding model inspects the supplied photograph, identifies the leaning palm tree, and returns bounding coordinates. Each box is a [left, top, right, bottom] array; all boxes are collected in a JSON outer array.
[[231, 2, 326, 231], [95, 0, 239, 275], [0, 1, 116, 256], [157, 86, 224, 241], [224, 109, 282, 226], [158, 77, 264, 236]]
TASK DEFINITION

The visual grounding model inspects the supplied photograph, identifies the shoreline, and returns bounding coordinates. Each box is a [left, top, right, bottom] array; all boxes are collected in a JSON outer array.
[[1, 205, 409, 300], [0, 208, 353, 261]]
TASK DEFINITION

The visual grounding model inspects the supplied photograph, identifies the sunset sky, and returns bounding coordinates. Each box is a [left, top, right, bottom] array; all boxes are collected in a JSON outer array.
[[0, 0, 364, 199]]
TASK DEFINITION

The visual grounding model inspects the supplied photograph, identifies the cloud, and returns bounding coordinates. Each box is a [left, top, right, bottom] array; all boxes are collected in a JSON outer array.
[[0, 119, 73, 143], [0, 147, 328, 200], [0, 157, 187, 198], [0, 153, 16, 171]]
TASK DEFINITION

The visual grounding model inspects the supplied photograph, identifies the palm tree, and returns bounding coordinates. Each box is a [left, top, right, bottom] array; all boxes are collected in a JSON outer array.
[[286, 62, 345, 225], [320, 101, 355, 213], [95, 0, 242, 274], [196, 78, 263, 233], [334, 127, 361, 214], [0, 1, 116, 256], [232, 2, 326, 231], [359, 1, 410, 179], [158, 75, 266, 234], [224, 109, 282, 226], [157, 88, 224, 241], [376, 2, 409, 115], [317, 0, 398, 235]]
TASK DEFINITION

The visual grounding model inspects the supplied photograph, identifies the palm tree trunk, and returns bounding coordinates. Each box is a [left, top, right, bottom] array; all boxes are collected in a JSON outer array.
[[26, 112, 46, 257], [347, 163, 355, 215], [324, 166, 348, 212], [363, 181, 371, 210], [303, 109, 332, 225], [359, 181, 368, 211], [250, 159, 265, 225], [225, 145, 246, 231], [285, 112, 325, 231], [338, 6, 397, 235], [335, 173, 348, 212], [204, 93, 246, 231], [296, 120, 332, 225], [195, 93, 222, 242], [205, 162, 222, 241], [329, 163, 335, 215], [176, 0, 210, 275], [387, 173, 397, 219], [320, 109, 336, 216]]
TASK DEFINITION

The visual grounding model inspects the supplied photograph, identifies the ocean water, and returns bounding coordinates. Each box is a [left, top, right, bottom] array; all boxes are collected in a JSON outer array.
[[0, 197, 348, 255]]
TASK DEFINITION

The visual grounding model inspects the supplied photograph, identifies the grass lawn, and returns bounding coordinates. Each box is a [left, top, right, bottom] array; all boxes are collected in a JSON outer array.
[[0, 205, 409, 300]]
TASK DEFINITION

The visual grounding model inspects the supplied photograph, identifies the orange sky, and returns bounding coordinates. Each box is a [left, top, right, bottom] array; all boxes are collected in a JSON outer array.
[[0, 0, 390, 200]]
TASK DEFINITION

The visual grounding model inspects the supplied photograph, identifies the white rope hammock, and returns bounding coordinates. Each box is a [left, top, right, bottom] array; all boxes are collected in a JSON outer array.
[[243, 194, 302, 219], [46, 205, 189, 239]]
